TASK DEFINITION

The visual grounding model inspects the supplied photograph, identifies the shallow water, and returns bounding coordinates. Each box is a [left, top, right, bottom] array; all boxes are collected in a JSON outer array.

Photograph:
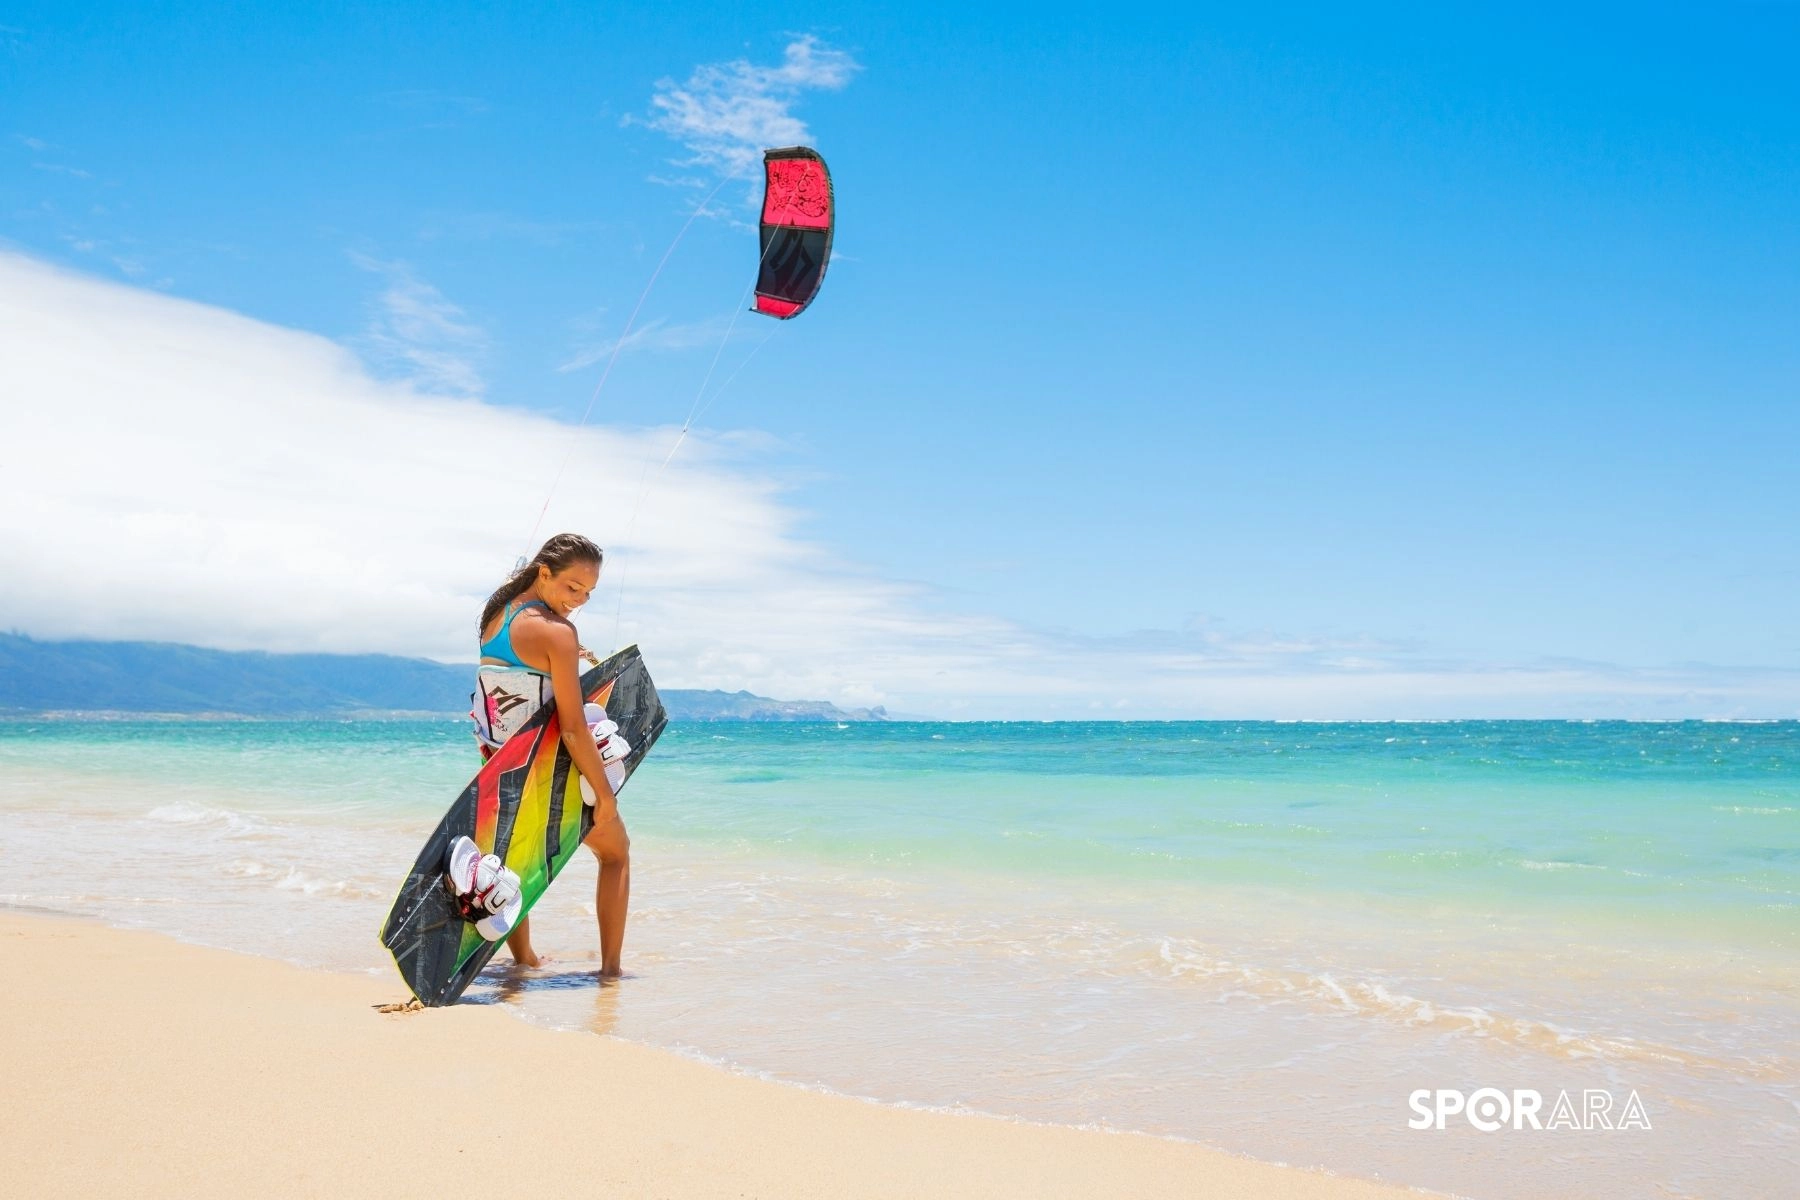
[[3, 719, 1795, 1197]]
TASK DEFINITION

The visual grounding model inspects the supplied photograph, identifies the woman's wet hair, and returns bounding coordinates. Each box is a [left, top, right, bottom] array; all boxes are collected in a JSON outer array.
[[479, 533, 602, 635]]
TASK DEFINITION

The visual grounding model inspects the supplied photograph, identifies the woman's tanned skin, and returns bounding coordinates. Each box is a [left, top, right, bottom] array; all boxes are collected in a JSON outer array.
[[479, 559, 630, 979]]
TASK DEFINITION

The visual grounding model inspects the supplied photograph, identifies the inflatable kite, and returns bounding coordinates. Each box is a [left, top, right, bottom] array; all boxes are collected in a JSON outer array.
[[754, 147, 834, 319]]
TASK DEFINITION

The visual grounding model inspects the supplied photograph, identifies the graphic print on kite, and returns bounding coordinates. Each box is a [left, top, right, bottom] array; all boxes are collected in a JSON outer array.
[[754, 147, 833, 320]]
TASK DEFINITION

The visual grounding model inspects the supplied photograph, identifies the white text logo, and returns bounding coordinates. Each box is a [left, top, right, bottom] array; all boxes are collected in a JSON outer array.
[[1407, 1088, 1652, 1132]]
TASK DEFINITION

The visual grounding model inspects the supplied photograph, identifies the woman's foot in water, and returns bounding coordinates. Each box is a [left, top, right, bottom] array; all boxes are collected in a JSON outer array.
[[506, 919, 547, 967]]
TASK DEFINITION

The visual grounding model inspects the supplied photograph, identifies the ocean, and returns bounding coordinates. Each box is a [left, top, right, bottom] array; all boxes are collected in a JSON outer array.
[[3, 718, 1794, 1198]]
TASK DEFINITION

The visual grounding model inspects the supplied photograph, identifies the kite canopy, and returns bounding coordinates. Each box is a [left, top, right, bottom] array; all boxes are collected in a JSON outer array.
[[754, 147, 833, 319]]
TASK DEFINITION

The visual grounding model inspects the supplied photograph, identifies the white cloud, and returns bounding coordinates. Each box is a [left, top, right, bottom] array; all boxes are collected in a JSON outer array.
[[350, 254, 487, 396], [1, 251, 1794, 719], [559, 314, 739, 373], [646, 37, 859, 180]]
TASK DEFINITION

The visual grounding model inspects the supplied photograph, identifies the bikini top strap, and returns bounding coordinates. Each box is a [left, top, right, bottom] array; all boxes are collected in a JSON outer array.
[[502, 597, 550, 630], [481, 598, 547, 657]]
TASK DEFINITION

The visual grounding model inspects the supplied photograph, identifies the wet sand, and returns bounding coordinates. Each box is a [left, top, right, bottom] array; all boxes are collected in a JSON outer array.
[[7, 911, 1430, 1199]]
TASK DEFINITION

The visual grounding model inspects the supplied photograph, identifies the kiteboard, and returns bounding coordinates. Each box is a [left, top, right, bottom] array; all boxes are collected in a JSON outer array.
[[380, 644, 668, 1006]]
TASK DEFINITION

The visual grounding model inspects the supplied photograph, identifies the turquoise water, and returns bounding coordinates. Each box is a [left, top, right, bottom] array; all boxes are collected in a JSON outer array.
[[3, 719, 1796, 1198], [15, 717, 1794, 930], [652, 721, 1798, 928]]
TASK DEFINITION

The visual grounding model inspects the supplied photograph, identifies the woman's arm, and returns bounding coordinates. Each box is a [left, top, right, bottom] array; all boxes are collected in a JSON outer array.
[[537, 621, 620, 822]]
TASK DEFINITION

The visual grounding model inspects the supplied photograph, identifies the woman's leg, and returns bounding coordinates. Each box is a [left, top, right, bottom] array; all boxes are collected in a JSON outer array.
[[506, 916, 542, 967], [583, 814, 630, 978]]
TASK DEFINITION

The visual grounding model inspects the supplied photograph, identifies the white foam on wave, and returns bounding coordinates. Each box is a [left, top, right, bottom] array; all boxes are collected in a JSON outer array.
[[1520, 859, 1607, 872], [224, 858, 381, 900], [271, 867, 383, 900], [144, 803, 259, 834], [1146, 936, 1724, 1068], [1710, 805, 1794, 816]]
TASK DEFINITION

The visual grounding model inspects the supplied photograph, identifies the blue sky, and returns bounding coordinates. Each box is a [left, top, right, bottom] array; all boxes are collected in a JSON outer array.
[[3, 3, 1797, 715]]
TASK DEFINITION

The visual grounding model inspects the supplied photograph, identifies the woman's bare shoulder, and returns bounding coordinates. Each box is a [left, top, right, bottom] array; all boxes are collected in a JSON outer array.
[[516, 607, 579, 649]]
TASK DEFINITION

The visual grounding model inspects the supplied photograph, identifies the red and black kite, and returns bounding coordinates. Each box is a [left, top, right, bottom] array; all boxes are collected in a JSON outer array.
[[754, 147, 834, 320]]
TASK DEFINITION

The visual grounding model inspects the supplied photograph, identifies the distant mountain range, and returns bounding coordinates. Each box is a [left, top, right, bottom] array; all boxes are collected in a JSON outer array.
[[0, 634, 887, 722]]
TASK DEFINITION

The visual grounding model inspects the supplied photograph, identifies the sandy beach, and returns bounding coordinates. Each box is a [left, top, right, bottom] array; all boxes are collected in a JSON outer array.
[[7, 911, 1429, 1199]]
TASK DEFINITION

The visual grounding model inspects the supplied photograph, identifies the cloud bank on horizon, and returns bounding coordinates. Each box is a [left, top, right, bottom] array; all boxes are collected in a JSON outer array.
[[1, 250, 1794, 719]]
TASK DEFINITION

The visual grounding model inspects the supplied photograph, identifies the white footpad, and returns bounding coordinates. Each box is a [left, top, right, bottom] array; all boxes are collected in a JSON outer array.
[[445, 835, 523, 941], [578, 703, 632, 805]]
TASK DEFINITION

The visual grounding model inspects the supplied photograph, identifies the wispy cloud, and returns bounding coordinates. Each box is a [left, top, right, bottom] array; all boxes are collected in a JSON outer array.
[[17, 134, 99, 183], [54, 229, 152, 284], [645, 36, 859, 180], [16, 136, 156, 280], [558, 314, 738, 372], [2, 251, 1794, 719], [350, 253, 487, 396]]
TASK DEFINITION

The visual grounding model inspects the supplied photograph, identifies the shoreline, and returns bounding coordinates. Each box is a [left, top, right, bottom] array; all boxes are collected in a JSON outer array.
[[9, 910, 1431, 1199]]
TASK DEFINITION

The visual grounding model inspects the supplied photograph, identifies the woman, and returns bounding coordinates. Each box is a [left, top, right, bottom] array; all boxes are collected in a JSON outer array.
[[472, 533, 631, 978]]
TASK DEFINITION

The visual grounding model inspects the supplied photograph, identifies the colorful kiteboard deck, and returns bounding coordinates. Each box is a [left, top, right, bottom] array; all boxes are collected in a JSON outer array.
[[380, 645, 667, 1006]]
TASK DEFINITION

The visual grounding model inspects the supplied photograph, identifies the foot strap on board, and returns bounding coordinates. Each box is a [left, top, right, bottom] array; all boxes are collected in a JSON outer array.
[[444, 835, 523, 941]]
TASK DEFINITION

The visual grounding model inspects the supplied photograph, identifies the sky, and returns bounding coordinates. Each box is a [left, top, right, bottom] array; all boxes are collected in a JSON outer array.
[[2, 2, 1798, 718]]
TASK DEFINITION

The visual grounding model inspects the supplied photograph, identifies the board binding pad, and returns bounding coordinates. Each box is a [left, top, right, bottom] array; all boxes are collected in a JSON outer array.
[[379, 644, 668, 1006]]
